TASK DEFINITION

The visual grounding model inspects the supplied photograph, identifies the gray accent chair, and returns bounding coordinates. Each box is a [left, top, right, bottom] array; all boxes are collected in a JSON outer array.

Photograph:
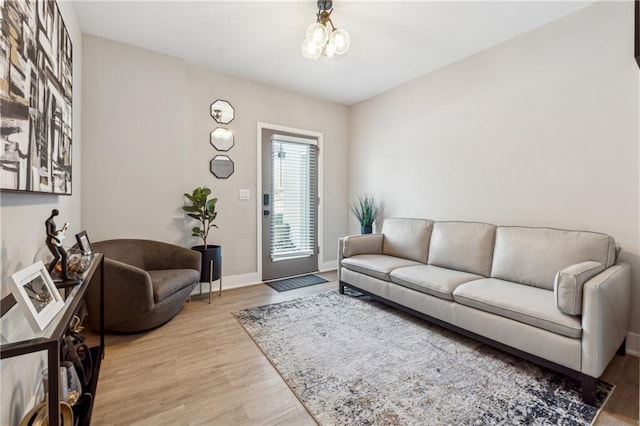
[[86, 239, 201, 333]]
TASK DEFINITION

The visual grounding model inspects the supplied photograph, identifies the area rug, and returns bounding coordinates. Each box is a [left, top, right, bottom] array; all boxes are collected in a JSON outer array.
[[264, 274, 328, 292], [233, 291, 613, 425]]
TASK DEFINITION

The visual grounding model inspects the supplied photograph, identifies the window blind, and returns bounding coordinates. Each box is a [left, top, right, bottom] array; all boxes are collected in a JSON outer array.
[[270, 136, 317, 261]]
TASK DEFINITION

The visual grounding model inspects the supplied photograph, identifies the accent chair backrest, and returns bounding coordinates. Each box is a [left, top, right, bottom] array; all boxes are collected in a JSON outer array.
[[491, 226, 617, 290], [381, 218, 433, 263], [428, 221, 496, 277], [92, 239, 145, 269]]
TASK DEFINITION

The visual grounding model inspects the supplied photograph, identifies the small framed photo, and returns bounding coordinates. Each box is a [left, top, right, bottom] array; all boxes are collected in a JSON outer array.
[[10, 261, 65, 332], [75, 231, 93, 255]]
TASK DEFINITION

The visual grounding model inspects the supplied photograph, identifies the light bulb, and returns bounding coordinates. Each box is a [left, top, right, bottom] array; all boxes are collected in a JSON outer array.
[[324, 40, 336, 58], [306, 22, 329, 46], [301, 38, 322, 60], [330, 28, 350, 55]]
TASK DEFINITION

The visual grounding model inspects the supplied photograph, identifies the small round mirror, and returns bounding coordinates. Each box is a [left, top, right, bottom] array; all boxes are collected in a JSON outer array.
[[210, 100, 234, 124], [210, 128, 234, 151], [210, 155, 234, 179]]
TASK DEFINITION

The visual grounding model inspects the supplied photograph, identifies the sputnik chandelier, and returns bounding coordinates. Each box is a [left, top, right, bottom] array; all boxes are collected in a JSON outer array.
[[301, 0, 351, 60]]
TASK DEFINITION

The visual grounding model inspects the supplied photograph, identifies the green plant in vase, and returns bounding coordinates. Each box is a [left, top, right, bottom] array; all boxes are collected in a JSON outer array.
[[349, 194, 381, 234], [183, 186, 221, 284], [183, 186, 218, 248]]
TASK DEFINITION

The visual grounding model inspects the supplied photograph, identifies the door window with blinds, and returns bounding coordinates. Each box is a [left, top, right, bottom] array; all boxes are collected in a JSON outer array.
[[270, 135, 317, 261]]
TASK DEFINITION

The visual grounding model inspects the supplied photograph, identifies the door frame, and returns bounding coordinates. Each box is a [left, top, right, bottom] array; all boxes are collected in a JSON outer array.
[[256, 122, 324, 281]]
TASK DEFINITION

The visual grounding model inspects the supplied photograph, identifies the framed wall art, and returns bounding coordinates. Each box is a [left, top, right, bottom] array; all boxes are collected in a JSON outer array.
[[0, 0, 74, 194], [10, 261, 65, 332]]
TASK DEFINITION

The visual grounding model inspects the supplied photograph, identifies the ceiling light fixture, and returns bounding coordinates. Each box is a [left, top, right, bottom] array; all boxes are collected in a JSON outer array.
[[301, 0, 350, 60]]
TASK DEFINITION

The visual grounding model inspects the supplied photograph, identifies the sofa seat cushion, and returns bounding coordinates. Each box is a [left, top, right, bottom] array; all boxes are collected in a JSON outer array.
[[148, 269, 200, 303], [390, 265, 483, 301], [452, 278, 582, 339], [341, 255, 422, 281]]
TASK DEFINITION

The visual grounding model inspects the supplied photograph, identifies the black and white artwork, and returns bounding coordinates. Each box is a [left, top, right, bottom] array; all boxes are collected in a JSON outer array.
[[0, 0, 73, 194]]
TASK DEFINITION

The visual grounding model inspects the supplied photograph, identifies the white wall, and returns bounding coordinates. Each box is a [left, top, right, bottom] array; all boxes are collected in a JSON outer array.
[[0, 2, 83, 423], [349, 2, 640, 334], [82, 35, 349, 282]]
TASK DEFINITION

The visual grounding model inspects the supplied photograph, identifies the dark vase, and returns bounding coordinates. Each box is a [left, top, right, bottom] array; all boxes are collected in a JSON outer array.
[[361, 225, 373, 234], [191, 245, 221, 282]]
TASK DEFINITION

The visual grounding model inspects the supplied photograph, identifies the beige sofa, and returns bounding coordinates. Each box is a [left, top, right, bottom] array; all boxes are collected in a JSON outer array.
[[338, 218, 631, 404]]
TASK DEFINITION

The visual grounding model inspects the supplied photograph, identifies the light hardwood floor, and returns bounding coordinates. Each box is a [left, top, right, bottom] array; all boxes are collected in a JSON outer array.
[[91, 272, 638, 425]]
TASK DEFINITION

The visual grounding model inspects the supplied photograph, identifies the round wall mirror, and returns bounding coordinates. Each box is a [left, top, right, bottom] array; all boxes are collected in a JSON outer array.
[[210, 100, 234, 124], [210, 128, 234, 151], [210, 155, 234, 179]]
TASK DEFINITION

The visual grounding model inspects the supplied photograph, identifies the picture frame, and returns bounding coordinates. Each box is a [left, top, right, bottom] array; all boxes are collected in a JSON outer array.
[[75, 231, 93, 255], [635, 0, 639, 67], [10, 262, 65, 332], [0, 0, 74, 195]]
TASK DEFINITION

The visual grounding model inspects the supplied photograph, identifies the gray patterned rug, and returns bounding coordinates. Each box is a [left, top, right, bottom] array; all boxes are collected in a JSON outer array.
[[233, 291, 613, 425]]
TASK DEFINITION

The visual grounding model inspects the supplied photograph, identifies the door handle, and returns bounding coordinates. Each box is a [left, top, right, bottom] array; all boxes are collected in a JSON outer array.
[[263, 194, 270, 206], [263, 210, 270, 216]]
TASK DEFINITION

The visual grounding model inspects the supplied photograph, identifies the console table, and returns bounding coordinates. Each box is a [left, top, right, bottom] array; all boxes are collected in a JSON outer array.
[[0, 253, 104, 426]]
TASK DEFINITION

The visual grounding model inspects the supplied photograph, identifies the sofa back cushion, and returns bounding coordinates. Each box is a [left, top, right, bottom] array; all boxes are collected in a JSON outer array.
[[381, 218, 433, 263], [428, 222, 496, 276], [491, 226, 616, 290]]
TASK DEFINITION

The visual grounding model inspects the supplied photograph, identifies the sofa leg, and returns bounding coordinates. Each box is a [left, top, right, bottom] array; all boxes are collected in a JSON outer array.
[[617, 338, 626, 356], [581, 376, 597, 405], [339, 281, 345, 294]]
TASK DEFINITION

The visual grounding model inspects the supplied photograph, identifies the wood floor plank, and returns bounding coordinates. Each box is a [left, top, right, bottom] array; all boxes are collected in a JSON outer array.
[[90, 272, 638, 425]]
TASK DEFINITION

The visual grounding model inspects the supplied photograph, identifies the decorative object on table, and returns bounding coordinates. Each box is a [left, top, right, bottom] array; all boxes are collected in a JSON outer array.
[[301, 0, 350, 60], [349, 193, 381, 234], [210, 99, 234, 124], [210, 127, 234, 151], [234, 291, 613, 425], [183, 186, 222, 301], [9, 261, 65, 332], [45, 209, 80, 285], [0, 0, 73, 195], [75, 231, 93, 255], [210, 155, 234, 179]]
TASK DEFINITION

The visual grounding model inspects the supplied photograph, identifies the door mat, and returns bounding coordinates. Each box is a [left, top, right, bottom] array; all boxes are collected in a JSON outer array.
[[265, 274, 329, 292]]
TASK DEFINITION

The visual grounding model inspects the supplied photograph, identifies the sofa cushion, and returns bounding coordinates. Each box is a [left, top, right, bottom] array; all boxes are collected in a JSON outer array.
[[452, 278, 582, 338], [554, 261, 605, 316], [341, 255, 422, 281], [491, 226, 616, 290], [428, 222, 496, 276], [148, 269, 200, 303], [381, 218, 433, 263], [390, 265, 483, 301]]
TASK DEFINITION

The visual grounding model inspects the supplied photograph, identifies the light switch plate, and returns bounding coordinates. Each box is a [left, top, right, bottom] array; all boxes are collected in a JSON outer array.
[[239, 189, 250, 200]]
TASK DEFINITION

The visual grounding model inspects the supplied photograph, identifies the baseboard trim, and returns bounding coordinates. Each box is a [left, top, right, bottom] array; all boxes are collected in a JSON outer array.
[[626, 332, 639, 357], [319, 261, 337, 272], [191, 272, 260, 295]]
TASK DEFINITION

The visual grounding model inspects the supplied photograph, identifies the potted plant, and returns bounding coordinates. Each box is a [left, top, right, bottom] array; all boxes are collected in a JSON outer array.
[[349, 194, 381, 234], [183, 186, 221, 283]]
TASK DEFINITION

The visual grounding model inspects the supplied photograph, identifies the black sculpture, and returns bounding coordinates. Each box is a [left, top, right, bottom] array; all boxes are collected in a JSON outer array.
[[45, 209, 74, 283]]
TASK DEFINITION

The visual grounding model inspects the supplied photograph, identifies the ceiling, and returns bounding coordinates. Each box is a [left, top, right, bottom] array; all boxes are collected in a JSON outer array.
[[74, 1, 594, 105]]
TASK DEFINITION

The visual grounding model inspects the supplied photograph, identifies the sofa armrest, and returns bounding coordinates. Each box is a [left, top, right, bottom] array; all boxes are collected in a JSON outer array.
[[143, 242, 201, 272], [342, 234, 384, 258], [86, 258, 155, 330], [581, 263, 631, 377], [554, 261, 605, 315]]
